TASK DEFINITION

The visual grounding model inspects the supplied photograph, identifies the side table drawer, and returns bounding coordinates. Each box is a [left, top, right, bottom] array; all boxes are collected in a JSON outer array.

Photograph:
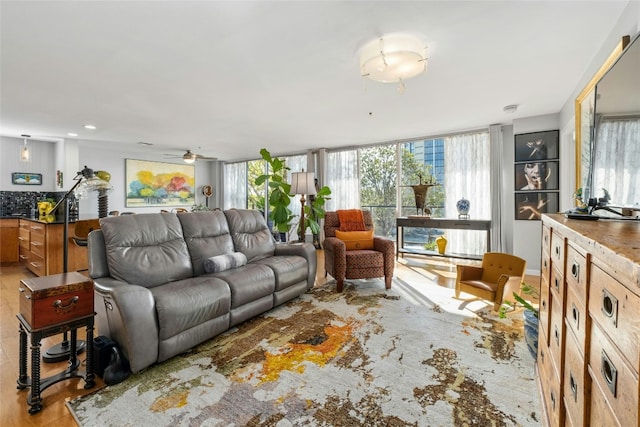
[[19, 272, 94, 329]]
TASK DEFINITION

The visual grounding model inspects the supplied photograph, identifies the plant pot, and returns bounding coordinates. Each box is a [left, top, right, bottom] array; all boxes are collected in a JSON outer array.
[[523, 309, 538, 358]]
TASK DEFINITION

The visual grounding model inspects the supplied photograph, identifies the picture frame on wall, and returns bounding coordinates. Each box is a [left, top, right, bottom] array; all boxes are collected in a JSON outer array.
[[514, 160, 559, 191], [515, 192, 559, 221], [514, 130, 559, 162], [125, 159, 195, 208], [11, 172, 42, 185]]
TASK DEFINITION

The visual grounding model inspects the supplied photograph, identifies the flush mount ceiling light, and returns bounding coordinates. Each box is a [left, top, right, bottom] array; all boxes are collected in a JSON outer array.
[[503, 104, 519, 114], [360, 34, 427, 94]]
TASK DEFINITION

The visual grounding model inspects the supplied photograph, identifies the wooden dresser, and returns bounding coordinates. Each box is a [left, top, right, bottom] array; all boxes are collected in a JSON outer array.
[[18, 218, 89, 276], [538, 213, 640, 426]]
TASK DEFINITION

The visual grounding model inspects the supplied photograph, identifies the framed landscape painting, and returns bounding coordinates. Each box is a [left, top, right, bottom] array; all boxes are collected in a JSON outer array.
[[12, 172, 42, 185], [125, 159, 195, 208]]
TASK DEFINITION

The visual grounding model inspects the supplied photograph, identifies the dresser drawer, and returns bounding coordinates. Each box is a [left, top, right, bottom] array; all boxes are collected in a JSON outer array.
[[542, 224, 551, 254], [564, 326, 588, 427], [30, 231, 45, 258], [26, 252, 45, 277], [565, 285, 587, 353], [589, 322, 638, 427], [541, 247, 551, 286], [589, 265, 640, 372], [18, 227, 30, 249], [550, 264, 565, 311], [589, 373, 622, 427], [566, 243, 588, 305], [549, 296, 565, 382], [539, 275, 551, 343], [538, 327, 564, 427], [550, 230, 565, 271]]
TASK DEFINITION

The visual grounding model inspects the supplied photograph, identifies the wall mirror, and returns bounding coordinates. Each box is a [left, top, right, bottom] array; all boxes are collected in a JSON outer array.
[[575, 35, 629, 195], [588, 32, 640, 209]]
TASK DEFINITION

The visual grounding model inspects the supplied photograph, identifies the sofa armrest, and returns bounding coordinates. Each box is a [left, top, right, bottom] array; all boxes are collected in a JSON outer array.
[[93, 277, 159, 374], [495, 274, 523, 306], [456, 265, 483, 282], [274, 242, 317, 289], [323, 237, 346, 282]]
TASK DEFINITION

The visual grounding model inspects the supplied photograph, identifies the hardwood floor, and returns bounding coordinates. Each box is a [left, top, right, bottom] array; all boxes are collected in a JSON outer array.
[[0, 254, 538, 426]]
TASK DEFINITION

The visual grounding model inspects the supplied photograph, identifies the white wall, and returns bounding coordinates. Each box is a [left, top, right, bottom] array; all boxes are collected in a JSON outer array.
[[0, 136, 57, 191]]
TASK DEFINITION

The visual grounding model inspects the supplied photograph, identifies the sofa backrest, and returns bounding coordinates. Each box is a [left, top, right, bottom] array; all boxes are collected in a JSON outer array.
[[223, 209, 275, 262], [178, 210, 235, 276], [99, 213, 193, 288]]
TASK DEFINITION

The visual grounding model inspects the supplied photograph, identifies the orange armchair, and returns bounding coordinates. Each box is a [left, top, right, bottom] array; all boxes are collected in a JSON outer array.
[[455, 252, 526, 310], [323, 210, 395, 292]]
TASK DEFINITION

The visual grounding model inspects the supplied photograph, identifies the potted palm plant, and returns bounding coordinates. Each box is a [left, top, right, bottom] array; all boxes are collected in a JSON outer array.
[[255, 148, 295, 241]]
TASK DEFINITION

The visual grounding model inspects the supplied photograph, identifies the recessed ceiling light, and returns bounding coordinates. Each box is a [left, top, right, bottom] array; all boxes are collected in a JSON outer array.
[[84, 124, 97, 130], [67, 133, 78, 137]]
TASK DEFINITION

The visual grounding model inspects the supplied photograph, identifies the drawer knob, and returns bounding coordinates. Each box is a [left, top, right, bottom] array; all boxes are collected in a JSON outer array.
[[554, 325, 559, 346], [571, 262, 580, 280], [542, 299, 546, 309], [572, 304, 580, 329], [569, 372, 578, 402], [52, 296, 79, 314], [554, 245, 560, 256], [601, 350, 618, 397], [602, 289, 618, 327], [550, 390, 556, 410], [554, 277, 560, 292]]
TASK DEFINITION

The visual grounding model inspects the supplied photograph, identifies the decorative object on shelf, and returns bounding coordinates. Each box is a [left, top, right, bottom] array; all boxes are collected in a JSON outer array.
[[56, 170, 63, 188], [11, 172, 42, 185], [289, 169, 317, 242], [456, 197, 470, 219], [404, 173, 437, 217], [436, 235, 447, 255], [359, 33, 427, 94], [202, 184, 213, 208], [20, 134, 31, 162]]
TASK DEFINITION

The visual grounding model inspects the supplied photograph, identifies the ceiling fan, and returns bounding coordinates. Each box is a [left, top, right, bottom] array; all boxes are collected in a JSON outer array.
[[164, 149, 217, 163]]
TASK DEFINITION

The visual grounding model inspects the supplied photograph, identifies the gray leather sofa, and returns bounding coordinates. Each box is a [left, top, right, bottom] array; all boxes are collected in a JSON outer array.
[[87, 209, 317, 373]]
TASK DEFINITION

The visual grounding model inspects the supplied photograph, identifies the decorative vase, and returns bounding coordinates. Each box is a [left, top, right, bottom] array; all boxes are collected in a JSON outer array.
[[523, 309, 539, 358], [456, 197, 470, 219], [436, 235, 447, 254]]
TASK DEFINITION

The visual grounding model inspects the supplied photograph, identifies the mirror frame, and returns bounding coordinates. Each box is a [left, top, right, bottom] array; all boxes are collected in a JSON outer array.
[[575, 35, 630, 192]]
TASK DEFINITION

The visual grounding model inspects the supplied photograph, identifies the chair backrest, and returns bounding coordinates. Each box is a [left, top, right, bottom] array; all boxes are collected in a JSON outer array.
[[324, 210, 374, 238], [481, 252, 526, 283]]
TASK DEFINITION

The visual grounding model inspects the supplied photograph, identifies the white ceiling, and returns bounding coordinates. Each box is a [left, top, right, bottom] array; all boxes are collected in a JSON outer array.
[[0, 1, 629, 162]]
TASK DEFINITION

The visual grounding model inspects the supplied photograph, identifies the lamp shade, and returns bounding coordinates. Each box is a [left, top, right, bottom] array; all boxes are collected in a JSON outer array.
[[290, 172, 316, 196], [74, 167, 113, 200], [360, 34, 427, 84]]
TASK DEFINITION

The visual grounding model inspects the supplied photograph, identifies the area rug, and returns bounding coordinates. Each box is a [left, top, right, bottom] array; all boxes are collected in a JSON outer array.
[[67, 275, 540, 426]]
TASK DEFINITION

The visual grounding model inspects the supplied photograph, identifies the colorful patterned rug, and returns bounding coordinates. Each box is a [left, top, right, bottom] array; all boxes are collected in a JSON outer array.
[[67, 275, 540, 426]]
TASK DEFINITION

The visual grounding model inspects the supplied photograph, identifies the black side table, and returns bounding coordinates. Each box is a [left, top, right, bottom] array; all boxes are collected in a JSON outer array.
[[16, 313, 96, 414]]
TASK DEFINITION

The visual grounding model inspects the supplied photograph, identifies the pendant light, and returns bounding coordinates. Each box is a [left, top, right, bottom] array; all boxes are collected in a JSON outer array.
[[20, 134, 31, 162]]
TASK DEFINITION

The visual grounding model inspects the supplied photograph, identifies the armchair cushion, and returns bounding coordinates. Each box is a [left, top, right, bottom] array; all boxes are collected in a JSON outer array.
[[335, 230, 374, 250]]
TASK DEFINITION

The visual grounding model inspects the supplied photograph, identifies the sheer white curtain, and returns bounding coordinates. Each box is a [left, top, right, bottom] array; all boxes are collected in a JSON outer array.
[[326, 149, 359, 211], [444, 131, 491, 254], [489, 125, 504, 252], [593, 118, 640, 206], [223, 162, 247, 209]]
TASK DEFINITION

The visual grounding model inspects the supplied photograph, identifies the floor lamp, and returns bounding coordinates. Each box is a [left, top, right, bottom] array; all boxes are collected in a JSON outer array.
[[43, 166, 113, 363], [290, 170, 317, 242]]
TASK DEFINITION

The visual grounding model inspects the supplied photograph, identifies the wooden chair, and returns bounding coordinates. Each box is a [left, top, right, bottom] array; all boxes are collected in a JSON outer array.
[[455, 252, 527, 310], [323, 210, 395, 292]]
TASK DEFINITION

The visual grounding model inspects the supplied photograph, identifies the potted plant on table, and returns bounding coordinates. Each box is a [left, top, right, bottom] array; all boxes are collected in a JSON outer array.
[[255, 148, 296, 241]]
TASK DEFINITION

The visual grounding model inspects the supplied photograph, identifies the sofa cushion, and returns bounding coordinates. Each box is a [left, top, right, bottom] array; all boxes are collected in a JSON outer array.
[[99, 213, 192, 288], [253, 256, 308, 291], [178, 211, 235, 276], [150, 276, 231, 341], [224, 209, 275, 262], [204, 252, 248, 274], [212, 263, 275, 308]]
